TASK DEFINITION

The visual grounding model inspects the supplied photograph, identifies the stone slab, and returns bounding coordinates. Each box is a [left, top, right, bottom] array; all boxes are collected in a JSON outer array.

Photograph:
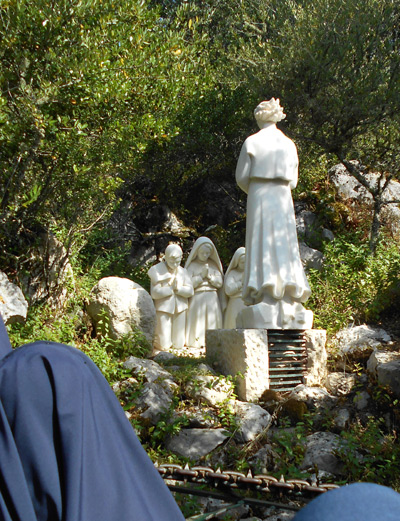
[[206, 329, 269, 401]]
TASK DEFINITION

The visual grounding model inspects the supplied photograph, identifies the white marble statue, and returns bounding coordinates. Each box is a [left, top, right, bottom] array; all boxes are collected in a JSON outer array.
[[185, 237, 224, 347], [235, 98, 313, 329], [148, 244, 193, 351], [224, 247, 246, 329]]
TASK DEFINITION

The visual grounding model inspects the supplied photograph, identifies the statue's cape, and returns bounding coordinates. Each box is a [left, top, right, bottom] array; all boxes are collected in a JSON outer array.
[[0, 318, 184, 521]]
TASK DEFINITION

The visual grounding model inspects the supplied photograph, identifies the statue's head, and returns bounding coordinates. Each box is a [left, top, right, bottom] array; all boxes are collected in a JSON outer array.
[[165, 244, 182, 270], [197, 243, 212, 262], [254, 98, 286, 127]]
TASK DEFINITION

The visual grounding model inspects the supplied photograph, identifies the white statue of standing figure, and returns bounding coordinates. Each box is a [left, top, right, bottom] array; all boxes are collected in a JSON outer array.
[[224, 247, 246, 329], [235, 98, 313, 329], [148, 244, 194, 351], [185, 237, 224, 347]]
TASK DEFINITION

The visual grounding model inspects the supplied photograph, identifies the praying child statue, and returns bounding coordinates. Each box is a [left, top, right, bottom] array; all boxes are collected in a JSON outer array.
[[148, 244, 194, 351]]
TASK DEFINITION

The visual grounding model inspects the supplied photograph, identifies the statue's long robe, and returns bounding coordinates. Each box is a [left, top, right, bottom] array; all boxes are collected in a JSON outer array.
[[236, 123, 310, 305]]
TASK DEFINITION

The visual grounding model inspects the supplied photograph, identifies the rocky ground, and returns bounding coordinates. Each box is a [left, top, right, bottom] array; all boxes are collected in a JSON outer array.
[[112, 324, 400, 520]]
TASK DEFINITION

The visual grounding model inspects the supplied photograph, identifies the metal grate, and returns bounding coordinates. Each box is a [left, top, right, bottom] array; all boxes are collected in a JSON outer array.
[[267, 330, 307, 392]]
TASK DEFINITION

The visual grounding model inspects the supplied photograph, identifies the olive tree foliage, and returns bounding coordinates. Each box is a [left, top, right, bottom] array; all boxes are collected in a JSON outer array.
[[163, 0, 400, 251], [0, 0, 213, 271], [136, 0, 274, 225], [216, 0, 400, 252]]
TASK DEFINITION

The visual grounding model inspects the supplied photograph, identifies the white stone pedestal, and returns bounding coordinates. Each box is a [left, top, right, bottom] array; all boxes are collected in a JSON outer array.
[[304, 329, 327, 386], [206, 329, 327, 401], [206, 329, 269, 402]]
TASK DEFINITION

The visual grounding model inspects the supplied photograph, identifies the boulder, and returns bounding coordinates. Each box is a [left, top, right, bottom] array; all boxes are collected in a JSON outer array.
[[114, 363, 176, 425], [0, 271, 28, 324], [332, 325, 392, 359], [233, 401, 272, 443], [299, 242, 324, 271], [261, 511, 295, 521], [295, 203, 333, 249], [87, 277, 155, 343], [289, 385, 337, 410], [124, 356, 177, 390], [153, 351, 176, 363], [300, 432, 345, 476], [165, 428, 228, 460], [248, 444, 280, 474], [174, 406, 219, 428], [332, 408, 351, 431], [325, 372, 356, 396], [203, 499, 250, 521], [329, 163, 400, 234], [134, 382, 174, 424], [353, 390, 370, 410], [186, 374, 235, 407], [367, 350, 400, 398]]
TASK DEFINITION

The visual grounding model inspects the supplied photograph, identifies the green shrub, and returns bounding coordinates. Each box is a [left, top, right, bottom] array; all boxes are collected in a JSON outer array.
[[308, 234, 400, 332]]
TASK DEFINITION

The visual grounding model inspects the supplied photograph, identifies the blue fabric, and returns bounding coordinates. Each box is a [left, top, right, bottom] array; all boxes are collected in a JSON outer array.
[[0, 336, 185, 520], [0, 316, 12, 359], [293, 482, 400, 521]]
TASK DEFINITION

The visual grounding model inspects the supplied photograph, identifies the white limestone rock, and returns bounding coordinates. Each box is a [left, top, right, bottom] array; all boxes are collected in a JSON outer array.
[[112, 376, 139, 395], [204, 499, 251, 520], [353, 390, 370, 410], [367, 350, 400, 398], [248, 444, 280, 474], [186, 374, 235, 407], [153, 351, 176, 363], [123, 356, 177, 390], [295, 207, 318, 238], [300, 432, 346, 476], [87, 276, 156, 343], [233, 401, 272, 443], [0, 271, 28, 324], [261, 511, 295, 521], [325, 372, 356, 396], [174, 406, 219, 428], [332, 324, 392, 358], [332, 408, 351, 431], [329, 163, 400, 234], [299, 242, 324, 271], [289, 384, 337, 410], [165, 428, 228, 460], [134, 382, 173, 424]]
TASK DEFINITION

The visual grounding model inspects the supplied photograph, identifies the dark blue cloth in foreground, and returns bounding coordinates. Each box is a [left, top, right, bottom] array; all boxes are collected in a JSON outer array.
[[293, 482, 400, 521], [0, 318, 184, 521], [0, 317, 11, 358]]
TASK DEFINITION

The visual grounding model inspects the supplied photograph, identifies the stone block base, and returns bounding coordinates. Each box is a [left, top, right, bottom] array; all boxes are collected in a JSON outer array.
[[206, 329, 327, 401], [304, 329, 327, 387], [206, 329, 269, 401]]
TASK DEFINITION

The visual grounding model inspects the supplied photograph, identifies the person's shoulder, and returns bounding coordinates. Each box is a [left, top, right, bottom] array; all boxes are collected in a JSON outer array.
[[148, 261, 167, 278]]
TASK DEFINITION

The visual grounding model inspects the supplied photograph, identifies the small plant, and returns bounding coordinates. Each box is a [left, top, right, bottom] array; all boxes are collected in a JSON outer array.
[[336, 416, 400, 489], [270, 422, 309, 480]]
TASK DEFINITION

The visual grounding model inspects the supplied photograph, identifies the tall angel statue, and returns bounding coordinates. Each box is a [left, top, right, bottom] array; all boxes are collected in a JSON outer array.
[[185, 237, 224, 347], [235, 98, 313, 329]]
